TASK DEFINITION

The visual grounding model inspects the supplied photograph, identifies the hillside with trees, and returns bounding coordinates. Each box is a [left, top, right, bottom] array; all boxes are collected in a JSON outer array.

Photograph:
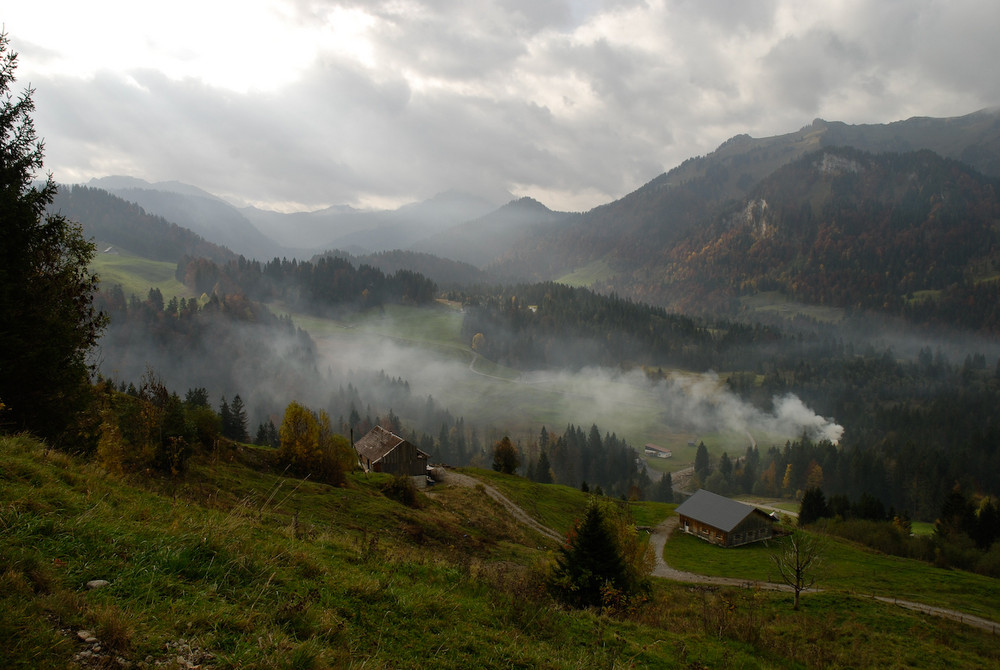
[[176, 254, 438, 316], [491, 109, 1000, 323], [49, 185, 237, 264], [652, 147, 1000, 329]]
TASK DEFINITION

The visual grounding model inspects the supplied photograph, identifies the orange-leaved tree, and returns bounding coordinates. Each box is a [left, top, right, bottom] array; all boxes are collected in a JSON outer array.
[[278, 401, 355, 485]]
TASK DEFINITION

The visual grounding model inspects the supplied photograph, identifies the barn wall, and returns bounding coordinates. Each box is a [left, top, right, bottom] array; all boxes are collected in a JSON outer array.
[[726, 513, 774, 547], [679, 515, 727, 546], [380, 442, 427, 476]]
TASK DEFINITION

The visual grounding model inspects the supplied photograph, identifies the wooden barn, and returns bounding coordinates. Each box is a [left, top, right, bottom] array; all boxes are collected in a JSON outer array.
[[354, 425, 429, 478], [675, 489, 775, 547], [643, 443, 673, 459]]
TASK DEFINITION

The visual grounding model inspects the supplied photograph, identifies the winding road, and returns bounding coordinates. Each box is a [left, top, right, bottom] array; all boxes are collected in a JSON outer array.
[[441, 470, 1000, 634]]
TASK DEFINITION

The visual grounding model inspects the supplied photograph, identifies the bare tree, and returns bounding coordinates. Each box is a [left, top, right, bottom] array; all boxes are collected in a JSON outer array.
[[770, 530, 822, 610]]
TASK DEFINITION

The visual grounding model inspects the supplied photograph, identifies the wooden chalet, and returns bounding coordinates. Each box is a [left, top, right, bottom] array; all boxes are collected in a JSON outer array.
[[354, 425, 429, 478], [674, 489, 775, 547], [643, 443, 673, 459]]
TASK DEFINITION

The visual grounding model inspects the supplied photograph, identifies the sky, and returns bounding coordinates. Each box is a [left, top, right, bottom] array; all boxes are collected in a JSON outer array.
[[6, 0, 1000, 213]]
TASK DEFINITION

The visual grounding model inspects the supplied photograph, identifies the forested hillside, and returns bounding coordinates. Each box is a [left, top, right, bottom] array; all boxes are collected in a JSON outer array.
[[652, 148, 1000, 329], [455, 281, 776, 370], [177, 254, 438, 316], [49, 185, 237, 264], [491, 109, 1000, 324], [317, 249, 493, 289]]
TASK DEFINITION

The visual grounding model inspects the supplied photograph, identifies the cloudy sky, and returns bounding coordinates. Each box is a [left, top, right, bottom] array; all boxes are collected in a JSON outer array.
[[6, 0, 999, 212]]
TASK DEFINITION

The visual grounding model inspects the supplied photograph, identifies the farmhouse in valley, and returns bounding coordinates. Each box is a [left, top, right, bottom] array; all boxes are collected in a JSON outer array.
[[354, 426, 429, 478], [643, 443, 673, 458], [675, 489, 775, 547]]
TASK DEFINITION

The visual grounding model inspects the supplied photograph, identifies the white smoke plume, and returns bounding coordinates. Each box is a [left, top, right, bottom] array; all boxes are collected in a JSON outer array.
[[660, 372, 843, 445]]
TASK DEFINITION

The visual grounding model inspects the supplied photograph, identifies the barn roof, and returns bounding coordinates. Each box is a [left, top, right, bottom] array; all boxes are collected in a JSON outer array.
[[675, 489, 770, 532], [354, 425, 428, 463]]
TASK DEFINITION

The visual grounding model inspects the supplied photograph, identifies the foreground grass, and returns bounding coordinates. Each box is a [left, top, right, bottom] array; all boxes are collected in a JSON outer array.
[[3, 434, 998, 668], [664, 528, 1000, 623]]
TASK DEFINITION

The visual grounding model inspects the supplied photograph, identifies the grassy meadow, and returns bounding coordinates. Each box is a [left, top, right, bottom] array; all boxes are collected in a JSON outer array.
[[663, 528, 1000, 624], [554, 259, 616, 288], [3, 434, 999, 668], [90, 247, 196, 301]]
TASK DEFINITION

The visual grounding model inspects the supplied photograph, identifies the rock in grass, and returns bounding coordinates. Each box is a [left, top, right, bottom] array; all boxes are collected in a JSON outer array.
[[86, 579, 109, 589]]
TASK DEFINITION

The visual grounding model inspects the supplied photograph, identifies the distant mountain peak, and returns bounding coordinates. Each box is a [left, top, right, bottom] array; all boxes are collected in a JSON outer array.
[[500, 196, 552, 213]]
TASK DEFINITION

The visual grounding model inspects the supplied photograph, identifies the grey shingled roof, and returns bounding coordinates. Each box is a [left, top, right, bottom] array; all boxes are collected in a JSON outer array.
[[354, 425, 429, 463], [674, 489, 765, 532]]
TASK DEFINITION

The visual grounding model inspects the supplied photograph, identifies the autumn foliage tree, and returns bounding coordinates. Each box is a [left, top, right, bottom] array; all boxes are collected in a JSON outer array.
[[491, 435, 520, 474], [278, 401, 355, 485], [96, 372, 198, 476]]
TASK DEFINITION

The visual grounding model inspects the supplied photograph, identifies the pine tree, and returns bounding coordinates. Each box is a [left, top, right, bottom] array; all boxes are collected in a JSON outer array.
[[798, 487, 830, 526], [219, 397, 233, 439], [536, 450, 554, 484], [229, 394, 249, 442], [694, 442, 711, 480], [0, 32, 106, 443], [654, 472, 673, 503], [549, 498, 651, 608]]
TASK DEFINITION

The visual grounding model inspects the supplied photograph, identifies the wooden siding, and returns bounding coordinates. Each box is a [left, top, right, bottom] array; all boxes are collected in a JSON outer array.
[[376, 440, 427, 477], [678, 510, 773, 547]]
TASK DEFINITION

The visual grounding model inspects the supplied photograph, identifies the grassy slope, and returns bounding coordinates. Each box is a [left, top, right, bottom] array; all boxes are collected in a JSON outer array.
[[90, 248, 195, 301], [664, 529, 1000, 623], [3, 435, 999, 669], [555, 259, 615, 288]]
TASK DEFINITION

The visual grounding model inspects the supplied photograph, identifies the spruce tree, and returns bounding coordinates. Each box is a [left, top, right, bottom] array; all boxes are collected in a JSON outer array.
[[230, 394, 248, 442], [0, 32, 106, 443], [550, 499, 630, 608], [536, 450, 554, 484]]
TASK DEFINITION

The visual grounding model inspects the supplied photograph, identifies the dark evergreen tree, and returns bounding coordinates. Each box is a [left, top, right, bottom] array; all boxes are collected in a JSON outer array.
[[536, 450, 554, 484], [219, 397, 233, 440], [550, 499, 630, 608], [0, 32, 106, 444], [229, 394, 248, 442], [184, 387, 210, 408], [798, 487, 830, 526], [694, 442, 711, 480], [255, 422, 271, 446], [719, 452, 732, 480], [653, 472, 673, 503]]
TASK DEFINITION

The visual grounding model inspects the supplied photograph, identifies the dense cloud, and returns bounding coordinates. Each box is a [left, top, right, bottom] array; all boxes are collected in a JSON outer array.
[[8, 1, 1000, 212]]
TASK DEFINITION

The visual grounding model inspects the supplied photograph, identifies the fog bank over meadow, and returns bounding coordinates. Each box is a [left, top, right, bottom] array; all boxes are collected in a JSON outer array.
[[313, 327, 844, 449]]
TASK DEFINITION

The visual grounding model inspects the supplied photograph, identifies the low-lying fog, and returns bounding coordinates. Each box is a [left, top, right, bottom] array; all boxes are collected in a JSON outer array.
[[311, 323, 843, 452]]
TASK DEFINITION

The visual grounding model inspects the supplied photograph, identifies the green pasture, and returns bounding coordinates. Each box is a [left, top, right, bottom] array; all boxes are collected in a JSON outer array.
[[90, 248, 194, 300], [554, 259, 616, 288], [740, 290, 845, 323], [663, 526, 1000, 623]]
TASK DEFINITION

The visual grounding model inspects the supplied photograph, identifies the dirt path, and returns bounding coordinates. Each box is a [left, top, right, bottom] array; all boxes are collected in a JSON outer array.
[[649, 516, 791, 590], [440, 470, 564, 544], [439, 471, 999, 634], [650, 516, 998, 634]]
